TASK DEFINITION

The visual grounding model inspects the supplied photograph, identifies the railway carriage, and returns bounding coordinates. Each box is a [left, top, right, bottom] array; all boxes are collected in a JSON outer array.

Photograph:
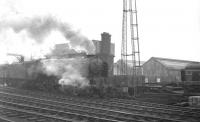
[[181, 63, 200, 95]]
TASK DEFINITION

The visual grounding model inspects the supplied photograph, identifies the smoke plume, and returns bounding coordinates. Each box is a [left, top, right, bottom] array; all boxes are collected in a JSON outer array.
[[0, 15, 95, 87]]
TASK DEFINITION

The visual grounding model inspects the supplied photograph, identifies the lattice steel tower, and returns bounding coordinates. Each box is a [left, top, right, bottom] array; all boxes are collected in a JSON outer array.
[[121, 0, 141, 95]]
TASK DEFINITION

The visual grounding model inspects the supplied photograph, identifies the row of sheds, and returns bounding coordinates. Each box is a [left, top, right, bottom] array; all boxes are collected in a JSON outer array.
[[114, 57, 200, 84]]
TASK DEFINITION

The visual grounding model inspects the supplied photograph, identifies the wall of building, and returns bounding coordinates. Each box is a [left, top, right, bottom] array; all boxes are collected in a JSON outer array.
[[168, 69, 182, 82], [143, 58, 167, 83], [142, 58, 181, 83]]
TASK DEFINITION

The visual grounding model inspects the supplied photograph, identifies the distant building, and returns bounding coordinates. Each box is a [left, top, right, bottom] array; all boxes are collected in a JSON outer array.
[[113, 59, 145, 75], [142, 57, 200, 83], [92, 32, 115, 76]]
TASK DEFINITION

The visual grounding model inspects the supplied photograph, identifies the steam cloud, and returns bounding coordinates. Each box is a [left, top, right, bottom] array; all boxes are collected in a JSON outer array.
[[0, 16, 94, 54], [41, 58, 89, 87], [0, 16, 95, 87]]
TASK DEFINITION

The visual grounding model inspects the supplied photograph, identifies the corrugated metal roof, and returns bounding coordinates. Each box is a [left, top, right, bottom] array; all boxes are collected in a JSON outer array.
[[153, 57, 200, 70]]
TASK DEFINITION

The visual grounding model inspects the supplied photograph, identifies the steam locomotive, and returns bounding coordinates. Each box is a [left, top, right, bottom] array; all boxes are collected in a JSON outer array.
[[0, 56, 112, 97]]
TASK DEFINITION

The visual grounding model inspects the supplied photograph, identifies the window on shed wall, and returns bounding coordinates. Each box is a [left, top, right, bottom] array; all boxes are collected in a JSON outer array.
[[145, 77, 148, 83], [156, 78, 161, 83]]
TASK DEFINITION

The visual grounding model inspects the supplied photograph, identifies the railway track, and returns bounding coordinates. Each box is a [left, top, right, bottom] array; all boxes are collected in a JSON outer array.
[[1, 87, 198, 121], [0, 86, 199, 122], [110, 97, 199, 112], [0, 100, 124, 122], [0, 116, 15, 122], [93, 98, 200, 116], [0, 91, 189, 122], [0, 93, 144, 122], [0, 105, 78, 122], [109, 97, 200, 114]]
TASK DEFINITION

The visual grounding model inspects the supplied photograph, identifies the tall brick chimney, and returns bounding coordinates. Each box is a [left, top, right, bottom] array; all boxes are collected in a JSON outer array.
[[100, 32, 111, 55]]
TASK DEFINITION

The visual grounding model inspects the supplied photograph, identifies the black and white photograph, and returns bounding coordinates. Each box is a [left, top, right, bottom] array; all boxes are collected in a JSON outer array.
[[0, 0, 199, 121]]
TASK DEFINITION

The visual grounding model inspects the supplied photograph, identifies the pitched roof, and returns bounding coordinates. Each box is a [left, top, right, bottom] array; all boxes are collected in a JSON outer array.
[[152, 57, 200, 70]]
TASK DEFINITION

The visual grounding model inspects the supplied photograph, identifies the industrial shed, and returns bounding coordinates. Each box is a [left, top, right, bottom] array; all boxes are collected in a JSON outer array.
[[142, 57, 200, 83]]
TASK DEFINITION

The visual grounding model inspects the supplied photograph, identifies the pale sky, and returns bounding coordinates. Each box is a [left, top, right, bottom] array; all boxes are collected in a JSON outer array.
[[0, 0, 200, 62]]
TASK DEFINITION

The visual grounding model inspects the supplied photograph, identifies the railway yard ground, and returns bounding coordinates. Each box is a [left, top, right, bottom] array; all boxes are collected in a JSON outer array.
[[0, 86, 200, 122], [136, 93, 187, 105]]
